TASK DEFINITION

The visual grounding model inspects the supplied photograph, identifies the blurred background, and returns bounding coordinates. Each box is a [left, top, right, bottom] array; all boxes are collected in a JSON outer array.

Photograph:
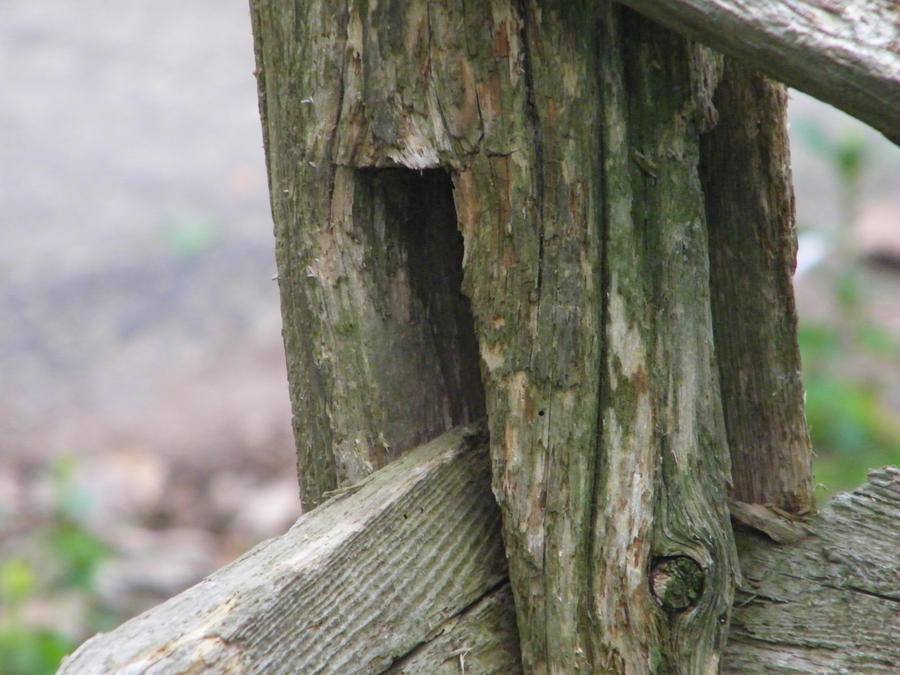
[[0, 2, 898, 672], [0, 2, 298, 671]]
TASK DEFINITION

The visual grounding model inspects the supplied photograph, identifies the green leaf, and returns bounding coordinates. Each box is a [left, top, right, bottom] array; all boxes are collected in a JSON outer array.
[[47, 522, 111, 590], [0, 559, 36, 606], [0, 625, 74, 675]]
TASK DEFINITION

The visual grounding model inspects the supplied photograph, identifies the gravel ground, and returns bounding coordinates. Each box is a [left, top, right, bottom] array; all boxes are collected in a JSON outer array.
[[0, 0, 290, 462]]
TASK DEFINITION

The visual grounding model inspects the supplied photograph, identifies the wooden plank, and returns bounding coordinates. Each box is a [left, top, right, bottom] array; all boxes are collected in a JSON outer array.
[[59, 425, 513, 675], [700, 59, 816, 514], [59, 438, 900, 673], [588, 8, 738, 670], [387, 585, 521, 674], [617, 0, 900, 145], [725, 466, 900, 672]]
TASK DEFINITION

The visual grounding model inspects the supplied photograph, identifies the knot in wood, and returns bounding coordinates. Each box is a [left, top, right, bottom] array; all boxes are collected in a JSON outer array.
[[650, 555, 704, 613]]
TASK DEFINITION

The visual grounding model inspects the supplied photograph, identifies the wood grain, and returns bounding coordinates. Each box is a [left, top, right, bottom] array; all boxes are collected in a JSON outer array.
[[617, 0, 900, 144], [726, 466, 900, 671], [60, 441, 900, 673], [700, 59, 816, 514], [59, 426, 512, 675]]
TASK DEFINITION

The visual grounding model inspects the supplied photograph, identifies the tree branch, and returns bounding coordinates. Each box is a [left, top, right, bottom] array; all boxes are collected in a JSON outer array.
[[616, 0, 900, 145]]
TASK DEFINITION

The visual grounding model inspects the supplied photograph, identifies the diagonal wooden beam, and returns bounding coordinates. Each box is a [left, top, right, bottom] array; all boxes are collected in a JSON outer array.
[[59, 426, 900, 673], [616, 0, 900, 145], [59, 425, 518, 675]]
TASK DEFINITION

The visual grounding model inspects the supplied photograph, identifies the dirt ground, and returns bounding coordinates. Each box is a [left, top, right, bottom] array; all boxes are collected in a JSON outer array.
[[1, 0, 899, 650], [1, 0, 299, 631]]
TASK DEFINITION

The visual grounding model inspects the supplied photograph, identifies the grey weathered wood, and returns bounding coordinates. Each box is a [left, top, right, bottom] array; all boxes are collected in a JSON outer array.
[[251, 2, 745, 669], [616, 0, 900, 145], [59, 444, 900, 673], [250, 0, 487, 508], [725, 466, 900, 672], [387, 585, 522, 674], [700, 59, 816, 515], [57, 2, 898, 672], [587, 9, 737, 670], [58, 425, 513, 675]]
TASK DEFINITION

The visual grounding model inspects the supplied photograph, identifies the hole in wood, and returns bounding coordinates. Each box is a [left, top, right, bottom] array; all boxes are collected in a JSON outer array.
[[649, 554, 705, 613], [352, 168, 486, 459]]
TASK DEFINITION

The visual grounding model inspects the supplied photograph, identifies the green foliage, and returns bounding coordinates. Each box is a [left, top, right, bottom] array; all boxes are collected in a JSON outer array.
[[0, 457, 113, 674], [46, 456, 112, 591], [794, 117, 867, 188], [162, 215, 221, 258], [0, 623, 74, 675], [47, 521, 111, 591], [0, 558, 36, 605], [1, 556, 78, 675], [794, 115, 900, 500], [801, 322, 900, 497], [834, 267, 863, 310], [797, 278, 900, 499], [795, 116, 867, 228]]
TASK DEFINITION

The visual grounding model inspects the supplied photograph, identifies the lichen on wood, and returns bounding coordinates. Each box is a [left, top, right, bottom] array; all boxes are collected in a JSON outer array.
[[248, 0, 825, 671]]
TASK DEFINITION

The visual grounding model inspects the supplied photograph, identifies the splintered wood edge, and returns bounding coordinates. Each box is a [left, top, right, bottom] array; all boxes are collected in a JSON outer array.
[[59, 424, 511, 675]]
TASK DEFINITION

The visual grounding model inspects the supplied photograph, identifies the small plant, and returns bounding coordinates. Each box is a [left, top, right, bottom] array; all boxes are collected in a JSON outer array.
[[162, 215, 222, 259], [0, 457, 114, 674], [0, 558, 74, 675], [46, 457, 112, 592]]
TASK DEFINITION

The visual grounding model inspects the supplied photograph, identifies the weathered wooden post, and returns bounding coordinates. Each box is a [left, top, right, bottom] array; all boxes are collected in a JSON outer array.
[[58, 3, 900, 671], [250, 1, 812, 670]]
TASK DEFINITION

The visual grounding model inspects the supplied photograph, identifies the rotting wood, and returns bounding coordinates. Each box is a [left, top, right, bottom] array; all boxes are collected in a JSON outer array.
[[585, 8, 737, 671], [250, 2, 488, 509], [700, 59, 816, 515], [616, 0, 900, 145], [249, 1, 814, 669], [59, 444, 900, 673], [55, 1, 900, 672]]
